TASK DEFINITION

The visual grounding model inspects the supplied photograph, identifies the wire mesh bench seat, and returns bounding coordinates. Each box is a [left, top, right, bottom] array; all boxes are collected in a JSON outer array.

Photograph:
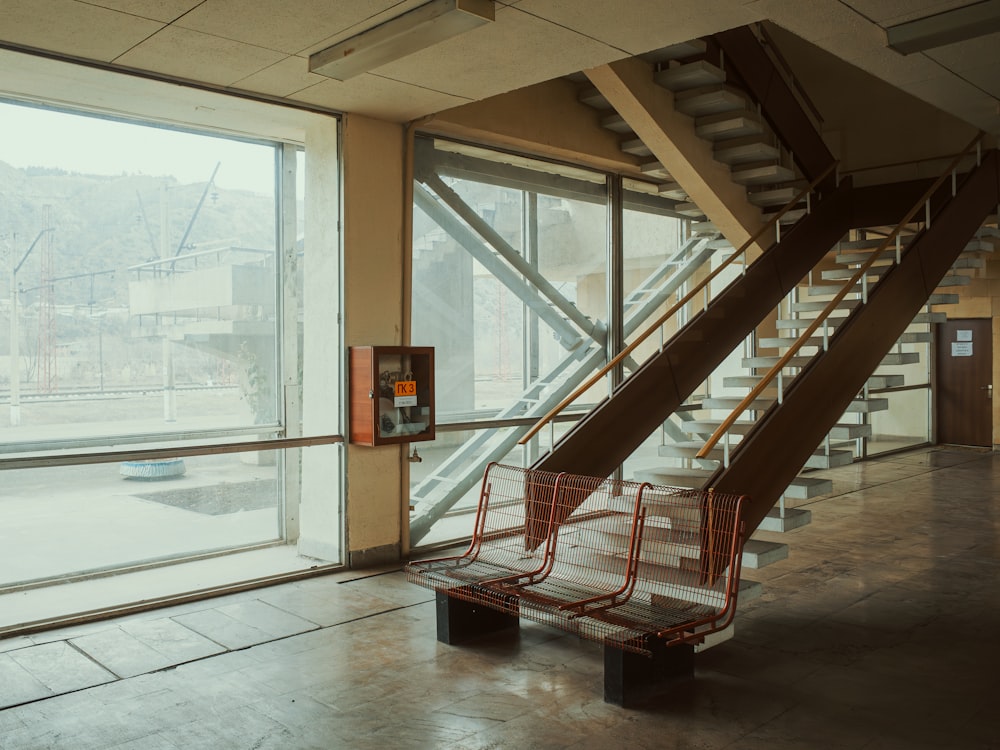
[[404, 463, 568, 596], [460, 473, 652, 620], [405, 463, 747, 706]]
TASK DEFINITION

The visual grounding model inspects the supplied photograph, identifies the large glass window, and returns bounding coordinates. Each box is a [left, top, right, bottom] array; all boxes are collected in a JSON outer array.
[[0, 98, 317, 591]]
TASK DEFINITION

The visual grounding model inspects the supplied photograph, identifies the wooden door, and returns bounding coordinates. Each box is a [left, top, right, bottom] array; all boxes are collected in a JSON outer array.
[[935, 318, 992, 446]]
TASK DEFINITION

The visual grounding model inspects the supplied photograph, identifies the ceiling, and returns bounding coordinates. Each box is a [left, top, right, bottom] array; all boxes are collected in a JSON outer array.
[[0, 0, 998, 133]]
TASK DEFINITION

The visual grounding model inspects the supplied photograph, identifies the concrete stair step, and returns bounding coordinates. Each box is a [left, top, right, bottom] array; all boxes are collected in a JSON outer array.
[[641, 160, 673, 181], [879, 351, 920, 366], [714, 138, 780, 166], [695, 110, 764, 141], [834, 237, 986, 265], [829, 423, 872, 440], [789, 298, 859, 313], [913, 311, 947, 324], [742, 354, 813, 369], [837, 237, 914, 251], [600, 113, 634, 134], [835, 251, 898, 265], [658, 441, 724, 460], [723, 372, 904, 390], [701, 396, 776, 410], [758, 506, 812, 532], [681, 419, 756, 436], [633, 467, 713, 488], [748, 186, 801, 207], [674, 84, 752, 117], [806, 283, 859, 296], [950, 256, 984, 269], [865, 373, 906, 388], [937, 274, 972, 287], [965, 237, 994, 252], [621, 137, 652, 157], [731, 162, 797, 185], [897, 331, 932, 344], [847, 397, 889, 413], [657, 180, 689, 200], [691, 220, 720, 235], [821, 265, 892, 281], [742, 539, 788, 569], [767, 207, 808, 224], [578, 86, 610, 109], [655, 60, 726, 92], [783, 476, 833, 499], [675, 201, 707, 218], [775, 317, 844, 330], [927, 293, 960, 305]]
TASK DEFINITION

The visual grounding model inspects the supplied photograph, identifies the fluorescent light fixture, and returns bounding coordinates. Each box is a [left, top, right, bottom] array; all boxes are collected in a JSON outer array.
[[886, 0, 1000, 54], [309, 0, 495, 81]]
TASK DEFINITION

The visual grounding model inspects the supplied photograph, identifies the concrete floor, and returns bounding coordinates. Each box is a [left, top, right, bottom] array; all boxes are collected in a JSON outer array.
[[1, 445, 998, 749]]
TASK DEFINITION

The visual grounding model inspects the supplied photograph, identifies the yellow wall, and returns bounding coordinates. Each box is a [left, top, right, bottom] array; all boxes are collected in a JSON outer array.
[[342, 114, 407, 563]]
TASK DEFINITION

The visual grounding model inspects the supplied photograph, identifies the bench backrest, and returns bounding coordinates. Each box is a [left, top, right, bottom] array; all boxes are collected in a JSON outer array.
[[461, 462, 566, 575], [533, 475, 651, 601], [632, 486, 747, 634]]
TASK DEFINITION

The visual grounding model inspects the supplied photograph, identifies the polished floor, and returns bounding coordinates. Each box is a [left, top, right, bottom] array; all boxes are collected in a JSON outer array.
[[1, 445, 999, 749]]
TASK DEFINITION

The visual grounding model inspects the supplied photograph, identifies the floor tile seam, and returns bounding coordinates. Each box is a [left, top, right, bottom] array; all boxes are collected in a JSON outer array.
[[169, 599, 323, 648], [0, 597, 433, 714], [796, 461, 947, 509], [63, 638, 124, 681]]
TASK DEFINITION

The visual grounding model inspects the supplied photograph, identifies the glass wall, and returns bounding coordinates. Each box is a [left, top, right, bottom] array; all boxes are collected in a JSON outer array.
[[0, 98, 312, 590], [410, 141, 692, 548]]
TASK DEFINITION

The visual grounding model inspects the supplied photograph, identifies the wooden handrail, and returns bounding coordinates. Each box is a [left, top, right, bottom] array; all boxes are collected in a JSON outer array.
[[697, 131, 985, 459], [518, 160, 840, 446]]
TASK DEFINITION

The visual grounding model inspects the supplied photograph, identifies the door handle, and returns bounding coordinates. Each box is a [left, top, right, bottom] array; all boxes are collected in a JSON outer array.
[[982, 384, 993, 400]]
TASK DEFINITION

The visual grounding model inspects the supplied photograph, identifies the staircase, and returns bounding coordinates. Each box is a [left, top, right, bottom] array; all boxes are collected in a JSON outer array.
[[634, 225, 994, 544], [408, 227, 733, 545], [578, 28, 832, 248]]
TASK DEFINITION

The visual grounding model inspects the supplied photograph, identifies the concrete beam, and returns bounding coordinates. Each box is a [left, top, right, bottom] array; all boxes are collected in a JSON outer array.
[[584, 57, 773, 254]]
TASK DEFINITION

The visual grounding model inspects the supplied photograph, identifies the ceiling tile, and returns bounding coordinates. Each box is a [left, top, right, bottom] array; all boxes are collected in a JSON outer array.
[[750, 0, 874, 44], [924, 32, 1000, 72], [178, 0, 427, 56], [841, 0, 983, 26], [81, 0, 202, 23], [291, 75, 471, 121], [371, 5, 621, 100], [232, 56, 326, 98], [0, 0, 163, 61], [113, 26, 286, 86], [956, 63, 1000, 99], [516, 0, 764, 55]]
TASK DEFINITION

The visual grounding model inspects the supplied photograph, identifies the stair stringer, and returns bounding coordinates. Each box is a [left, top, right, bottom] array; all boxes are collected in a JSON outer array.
[[709, 150, 1000, 534], [585, 56, 773, 254], [714, 25, 836, 191], [532, 177, 854, 481]]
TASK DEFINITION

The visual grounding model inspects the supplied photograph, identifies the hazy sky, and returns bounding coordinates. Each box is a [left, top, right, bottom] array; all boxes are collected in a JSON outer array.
[[0, 100, 276, 195]]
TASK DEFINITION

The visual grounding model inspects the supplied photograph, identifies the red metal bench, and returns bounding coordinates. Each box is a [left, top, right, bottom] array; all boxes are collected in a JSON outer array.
[[405, 463, 747, 706]]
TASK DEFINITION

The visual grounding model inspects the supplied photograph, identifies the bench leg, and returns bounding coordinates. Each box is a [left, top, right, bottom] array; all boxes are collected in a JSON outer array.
[[435, 590, 519, 645], [603, 637, 694, 707]]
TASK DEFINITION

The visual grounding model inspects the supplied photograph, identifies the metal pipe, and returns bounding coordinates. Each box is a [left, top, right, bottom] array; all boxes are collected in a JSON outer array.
[[412, 181, 585, 350]]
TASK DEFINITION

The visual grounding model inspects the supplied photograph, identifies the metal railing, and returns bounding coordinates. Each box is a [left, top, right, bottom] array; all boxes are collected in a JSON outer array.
[[697, 132, 985, 460], [518, 160, 840, 447]]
